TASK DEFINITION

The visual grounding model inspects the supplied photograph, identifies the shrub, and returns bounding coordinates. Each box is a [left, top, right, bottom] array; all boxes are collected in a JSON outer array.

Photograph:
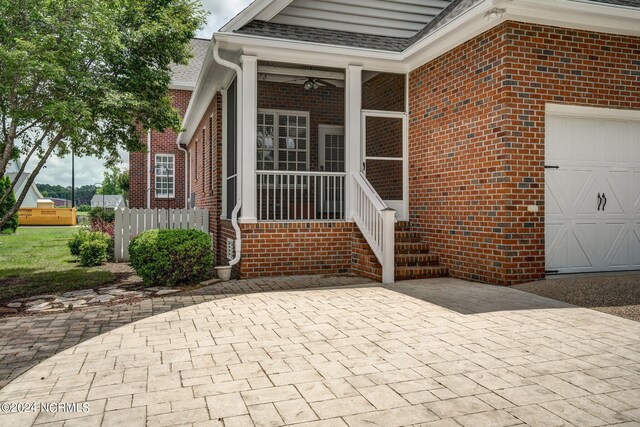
[[129, 229, 213, 287], [79, 239, 108, 266], [69, 229, 113, 260], [0, 176, 18, 234], [77, 204, 91, 212], [89, 207, 115, 222]]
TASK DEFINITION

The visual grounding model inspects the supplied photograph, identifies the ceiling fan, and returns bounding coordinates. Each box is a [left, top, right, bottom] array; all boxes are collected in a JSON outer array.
[[282, 77, 337, 90]]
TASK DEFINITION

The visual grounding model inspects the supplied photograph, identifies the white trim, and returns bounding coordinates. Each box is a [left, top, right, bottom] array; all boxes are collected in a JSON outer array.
[[169, 82, 195, 91], [546, 103, 640, 120], [221, 89, 228, 219], [146, 130, 151, 209], [154, 153, 176, 199], [240, 55, 258, 223], [221, 0, 293, 32], [258, 65, 344, 80], [345, 65, 362, 221]]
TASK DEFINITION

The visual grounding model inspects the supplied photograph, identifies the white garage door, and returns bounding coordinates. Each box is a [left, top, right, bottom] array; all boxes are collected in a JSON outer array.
[[545, 104, 640, 274]]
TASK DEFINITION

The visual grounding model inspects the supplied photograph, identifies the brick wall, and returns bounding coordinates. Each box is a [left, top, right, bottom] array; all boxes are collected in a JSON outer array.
[[130, 89, 192, 209], [186, 93, 223, 262], [409, 21, 640, 285]]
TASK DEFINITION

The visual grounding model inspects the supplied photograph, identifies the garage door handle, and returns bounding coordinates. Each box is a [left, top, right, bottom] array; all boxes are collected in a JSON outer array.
[[597, 193, 602, 211], [602, 193, 606, 211]]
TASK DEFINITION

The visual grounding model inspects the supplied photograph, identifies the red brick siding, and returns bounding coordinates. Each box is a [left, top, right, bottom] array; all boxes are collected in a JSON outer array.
[[130, 89, 191, 209], [186, 93, 223, 262], [409, 21, 640, 285], [238, 222, 355, 278]]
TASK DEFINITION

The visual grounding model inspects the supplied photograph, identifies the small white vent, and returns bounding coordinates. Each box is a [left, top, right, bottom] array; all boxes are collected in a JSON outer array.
[[226, 238, 234, 260]]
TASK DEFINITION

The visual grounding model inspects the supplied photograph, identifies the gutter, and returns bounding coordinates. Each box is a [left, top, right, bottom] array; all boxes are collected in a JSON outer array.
[[212, 42, 243, 267]]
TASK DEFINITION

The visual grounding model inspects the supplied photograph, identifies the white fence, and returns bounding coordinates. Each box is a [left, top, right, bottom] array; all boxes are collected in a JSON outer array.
[[114, 208, 209, 261]]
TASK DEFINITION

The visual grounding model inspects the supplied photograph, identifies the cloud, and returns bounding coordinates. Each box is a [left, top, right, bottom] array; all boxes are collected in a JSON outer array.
[[29, 151, 129, 187], [197, 0, 254, 39]]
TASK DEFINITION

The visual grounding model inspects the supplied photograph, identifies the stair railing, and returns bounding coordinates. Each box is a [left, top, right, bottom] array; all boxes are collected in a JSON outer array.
[[352, 172, 395, 284]]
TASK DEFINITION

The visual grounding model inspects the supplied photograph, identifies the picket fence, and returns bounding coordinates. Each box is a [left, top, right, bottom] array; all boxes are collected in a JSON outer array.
[[114, 208, 209, 261]]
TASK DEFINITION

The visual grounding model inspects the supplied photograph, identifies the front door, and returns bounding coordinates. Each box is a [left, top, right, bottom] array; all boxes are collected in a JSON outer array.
[[361, 111, 407, 220]]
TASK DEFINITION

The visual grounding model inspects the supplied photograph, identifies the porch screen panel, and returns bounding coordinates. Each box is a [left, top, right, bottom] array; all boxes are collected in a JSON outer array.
[[364, 115, 403, 201], [257, 112, 275, 170], [226, 78, 238, 219]]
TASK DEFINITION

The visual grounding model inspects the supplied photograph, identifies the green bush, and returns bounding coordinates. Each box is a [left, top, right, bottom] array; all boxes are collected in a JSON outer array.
[[0, 176, 18, 234], [77, 204, 91, 212], [129, 229, 213, 287], [69, 229, 113, 260], [89, 206, 115, 222], [79, 239, 108, 266]]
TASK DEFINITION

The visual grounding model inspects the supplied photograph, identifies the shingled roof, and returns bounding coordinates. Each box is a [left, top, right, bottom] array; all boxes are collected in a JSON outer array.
[[170, 38, 210, 87], [234, 0, 639, 52]]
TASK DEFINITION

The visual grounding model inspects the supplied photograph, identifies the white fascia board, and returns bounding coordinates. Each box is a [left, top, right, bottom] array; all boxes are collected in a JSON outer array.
[[176, 43, 227, 147], [504, 0, 640, 37], [220, 0, 294, 32], [546, 103, 640, 120], [169, 82, 195, 91], [213, 32, 408, 73]]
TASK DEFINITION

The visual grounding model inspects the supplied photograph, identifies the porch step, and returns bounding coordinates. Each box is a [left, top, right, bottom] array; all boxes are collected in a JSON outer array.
[[395, 242, 432, 254], [395, 265, 449, 280], [395, 253, 440, 267]]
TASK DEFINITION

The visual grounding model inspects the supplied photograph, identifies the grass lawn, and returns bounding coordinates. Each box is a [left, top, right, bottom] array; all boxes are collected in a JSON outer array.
[[0, 227, 116, 302]]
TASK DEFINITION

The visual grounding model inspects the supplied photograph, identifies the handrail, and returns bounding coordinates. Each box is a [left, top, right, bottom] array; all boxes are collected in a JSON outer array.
[[256, 170, 346, 177], [352, 172, 395, 284]]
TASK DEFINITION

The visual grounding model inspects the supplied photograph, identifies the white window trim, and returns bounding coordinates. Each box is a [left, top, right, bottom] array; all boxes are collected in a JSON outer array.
[[154, 153, 175, 199], [318, 124, 345, 172], [257, 109, 310, 171]]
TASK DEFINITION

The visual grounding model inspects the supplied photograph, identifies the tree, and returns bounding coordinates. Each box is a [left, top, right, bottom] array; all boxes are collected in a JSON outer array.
[[0, 176, 18, 233], [0, 0, 207, 229], [96, 167, 121, 195]]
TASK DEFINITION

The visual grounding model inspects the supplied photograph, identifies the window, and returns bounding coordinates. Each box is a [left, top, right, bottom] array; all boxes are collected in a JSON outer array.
[[201, 128, 206, 184], [194, 139, 198, 181], [155, 154, 175, 198], [257, 110, 309, 171], [319, 125, 345, 172]]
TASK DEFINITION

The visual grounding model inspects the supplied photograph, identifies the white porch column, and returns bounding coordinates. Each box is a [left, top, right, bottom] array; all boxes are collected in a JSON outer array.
[[345, 65, 362, 220], [240, 55, 258, 223]]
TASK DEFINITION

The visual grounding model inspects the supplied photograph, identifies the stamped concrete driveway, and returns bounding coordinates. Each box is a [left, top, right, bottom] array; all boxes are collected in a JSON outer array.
[[1, 278, 639, 427]]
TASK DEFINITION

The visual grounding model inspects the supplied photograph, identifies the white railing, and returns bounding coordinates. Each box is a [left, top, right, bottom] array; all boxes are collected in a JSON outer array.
[[114, 208, 209, 261], [353, 172, 395, 284], [256, 171, 346, 221]]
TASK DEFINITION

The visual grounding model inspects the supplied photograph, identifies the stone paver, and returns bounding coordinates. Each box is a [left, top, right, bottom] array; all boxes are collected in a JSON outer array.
[[0, 277, 639, 426], [0, 275, 371, 387]]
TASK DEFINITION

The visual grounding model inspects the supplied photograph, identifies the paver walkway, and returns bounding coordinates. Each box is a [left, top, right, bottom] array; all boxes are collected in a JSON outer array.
[[0, 275, 372, 388], [1, 278, 640, 426]]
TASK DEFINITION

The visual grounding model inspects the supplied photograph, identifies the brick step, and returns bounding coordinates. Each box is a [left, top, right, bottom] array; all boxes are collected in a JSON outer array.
[[395, 253, 440, 267], [395, 265, 449, 281], [394, 231, 421, 240], [395, 242, 431, 254]]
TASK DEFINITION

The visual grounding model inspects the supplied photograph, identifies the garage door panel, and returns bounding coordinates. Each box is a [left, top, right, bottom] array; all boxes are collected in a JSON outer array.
[[603, 120, 633, 164], [547, 116, 573, 162], [601, 173, 627, 216], [604, 223, 628, 268], [573, 170, 598, 216], [573, 118, 598, 162], [545, 223, 567, 270], [546, 108, 640, 274]]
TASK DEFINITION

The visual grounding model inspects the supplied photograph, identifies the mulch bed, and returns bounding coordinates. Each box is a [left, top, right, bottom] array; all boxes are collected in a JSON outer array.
[[514, 272, 640, 322]]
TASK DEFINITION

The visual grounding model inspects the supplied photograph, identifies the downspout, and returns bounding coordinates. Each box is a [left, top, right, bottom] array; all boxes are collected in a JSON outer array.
[[147, 130, 151, 208], [212, 42, 242, 266]]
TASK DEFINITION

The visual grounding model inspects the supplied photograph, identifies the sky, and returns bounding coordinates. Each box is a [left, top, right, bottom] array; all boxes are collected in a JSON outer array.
[[32, 0, 254, 187]]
